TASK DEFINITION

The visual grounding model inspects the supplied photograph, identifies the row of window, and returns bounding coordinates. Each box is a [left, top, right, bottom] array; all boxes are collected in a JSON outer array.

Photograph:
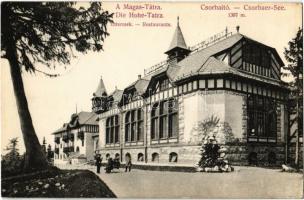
[[106, 94, 279, 144], [105, 99, 179, 144], [98, 77, 284, 115], [241, 62, 273, 78], [105, 152, 178, 163]]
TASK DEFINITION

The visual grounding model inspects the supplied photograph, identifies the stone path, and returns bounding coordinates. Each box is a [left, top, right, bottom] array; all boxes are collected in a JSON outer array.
[[60, 165, 303, 198]]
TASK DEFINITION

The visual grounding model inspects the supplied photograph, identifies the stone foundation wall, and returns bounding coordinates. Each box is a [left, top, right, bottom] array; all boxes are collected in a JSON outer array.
[[225, 142, 286, 166], [99, 143, 289, 167], [288, 143, 303, 167], [147, 145, 201, 165]]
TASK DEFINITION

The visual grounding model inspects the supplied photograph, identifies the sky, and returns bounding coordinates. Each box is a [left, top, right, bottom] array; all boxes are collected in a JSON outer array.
[[1, 2, 302, 153]]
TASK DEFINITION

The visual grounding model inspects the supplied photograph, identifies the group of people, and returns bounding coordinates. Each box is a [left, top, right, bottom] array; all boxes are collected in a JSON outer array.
[[95, 154, 132, 174]]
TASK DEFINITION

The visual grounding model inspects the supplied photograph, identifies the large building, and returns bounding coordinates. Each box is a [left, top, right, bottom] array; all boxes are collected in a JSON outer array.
[[53, 112, 99, 165], [91, 21, 291, 167]]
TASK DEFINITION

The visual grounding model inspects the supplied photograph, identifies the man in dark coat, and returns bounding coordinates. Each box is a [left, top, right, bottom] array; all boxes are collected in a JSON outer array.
[[95, 154, 102, 174], [105, 157, 114, 173]]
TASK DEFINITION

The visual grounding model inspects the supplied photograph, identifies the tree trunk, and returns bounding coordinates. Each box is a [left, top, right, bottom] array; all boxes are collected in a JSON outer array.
[[285, 103, 290, 164], [6, 45, 49, 172], [295, 89, 299, 169]]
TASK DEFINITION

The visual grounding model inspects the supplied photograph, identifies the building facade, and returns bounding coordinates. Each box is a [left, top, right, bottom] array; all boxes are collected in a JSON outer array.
[[92, 22, 290, 167], [53, 112, 99, 165]]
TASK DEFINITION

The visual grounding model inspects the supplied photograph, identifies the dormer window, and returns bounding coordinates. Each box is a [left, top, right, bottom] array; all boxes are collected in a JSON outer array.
[[159, 79, 170, 91]]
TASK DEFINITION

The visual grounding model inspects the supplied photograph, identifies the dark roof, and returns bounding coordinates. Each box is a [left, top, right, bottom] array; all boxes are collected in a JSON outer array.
[[135, 79, 150, 95], [101, 31, 286, 100], [169, 34, 243, 81], [109, 89, 124, 102], [94, 77, 107, 97], [165, 21, 189, 54], [52, 111, 98, 134], [77, 112, 98, 125]]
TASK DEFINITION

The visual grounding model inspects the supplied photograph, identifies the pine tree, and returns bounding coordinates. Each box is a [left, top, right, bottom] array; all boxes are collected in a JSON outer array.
[[2, 138, 23, 176], [283, 28, 303, 169]]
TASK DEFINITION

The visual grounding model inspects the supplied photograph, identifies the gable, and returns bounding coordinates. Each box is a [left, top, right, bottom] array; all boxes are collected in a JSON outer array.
[[146, 73, 173, 95], [229, 38, 284, 80]]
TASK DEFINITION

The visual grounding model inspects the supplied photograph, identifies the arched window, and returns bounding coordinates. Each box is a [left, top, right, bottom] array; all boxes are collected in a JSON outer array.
[[151, 98, 178, 140], [115, 153, 120, 159], [106, 115, 120, 144], [169, 152, 178, 162], [137, 153, 144, 162], [125, 109, 143, 142], [106, 153, 110, 160], [152, 153, 159, 162], [76, 146, 79, 152]]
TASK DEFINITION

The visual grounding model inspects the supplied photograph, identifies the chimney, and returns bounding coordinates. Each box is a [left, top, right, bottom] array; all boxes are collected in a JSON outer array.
[[236, 25, 240, 33], [138, 74, 142, 80]]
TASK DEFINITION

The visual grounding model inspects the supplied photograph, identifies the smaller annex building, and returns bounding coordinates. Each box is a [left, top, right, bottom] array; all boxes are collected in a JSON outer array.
[[52, 112, 99, 165]]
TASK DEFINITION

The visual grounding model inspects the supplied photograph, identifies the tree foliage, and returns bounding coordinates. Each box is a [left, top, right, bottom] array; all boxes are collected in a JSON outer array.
[[1, 138, 24, 177], [283, 28, 303, 139], [1, 2, 113, 76], [1, 2, 113, 171]]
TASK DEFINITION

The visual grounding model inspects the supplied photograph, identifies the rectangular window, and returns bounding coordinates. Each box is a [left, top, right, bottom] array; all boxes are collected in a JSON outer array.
[[151, 118, 158, 139], [137, 121, 143, 141], [151, 99, 178, 142], [216, 79, 224, 88], [131, 122, 136, 141], [199, 80, 205, 89], [160, 116, 167, 139], [115, 126, 119, 143], [169, 113, 178, 137], [193, 81, 198, 90], [125, 124, 130, 142], [225, 79, 230, 89], [106, 128, 110, 144], [208, 79, 214, 88], [242, 82, 247, 92], [247, 95, 277, 142], [178, 86, 183, 94], [237, 82, 242, 91], [231, 81, 236, 90], [188, 82, 192, 91], [183, 84, 187, 93]]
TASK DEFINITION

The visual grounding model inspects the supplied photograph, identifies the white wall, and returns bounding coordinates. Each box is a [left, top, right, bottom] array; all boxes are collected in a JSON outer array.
[[225, 92, 244, 139], [182, 91, 226, 144]]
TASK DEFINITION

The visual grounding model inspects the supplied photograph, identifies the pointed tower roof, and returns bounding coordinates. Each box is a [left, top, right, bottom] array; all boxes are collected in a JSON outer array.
[[165, 17, 190, 54], [94, 76, 107, 97]]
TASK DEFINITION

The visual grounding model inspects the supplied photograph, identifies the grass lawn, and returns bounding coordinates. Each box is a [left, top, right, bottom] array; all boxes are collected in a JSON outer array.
[[1, 169, 116, 198]]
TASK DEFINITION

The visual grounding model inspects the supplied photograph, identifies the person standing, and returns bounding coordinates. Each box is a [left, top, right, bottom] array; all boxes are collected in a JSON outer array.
[[95, 154, 102, 174], [125, 156, 132, 172], [106, 157, 114, 173]]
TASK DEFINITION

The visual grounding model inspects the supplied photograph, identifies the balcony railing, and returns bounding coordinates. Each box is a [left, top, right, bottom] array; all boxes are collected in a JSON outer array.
[[62, 133, 74, 143]]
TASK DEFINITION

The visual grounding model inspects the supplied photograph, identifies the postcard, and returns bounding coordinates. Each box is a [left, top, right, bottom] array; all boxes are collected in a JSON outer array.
[[1, 1, 303, 198]]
